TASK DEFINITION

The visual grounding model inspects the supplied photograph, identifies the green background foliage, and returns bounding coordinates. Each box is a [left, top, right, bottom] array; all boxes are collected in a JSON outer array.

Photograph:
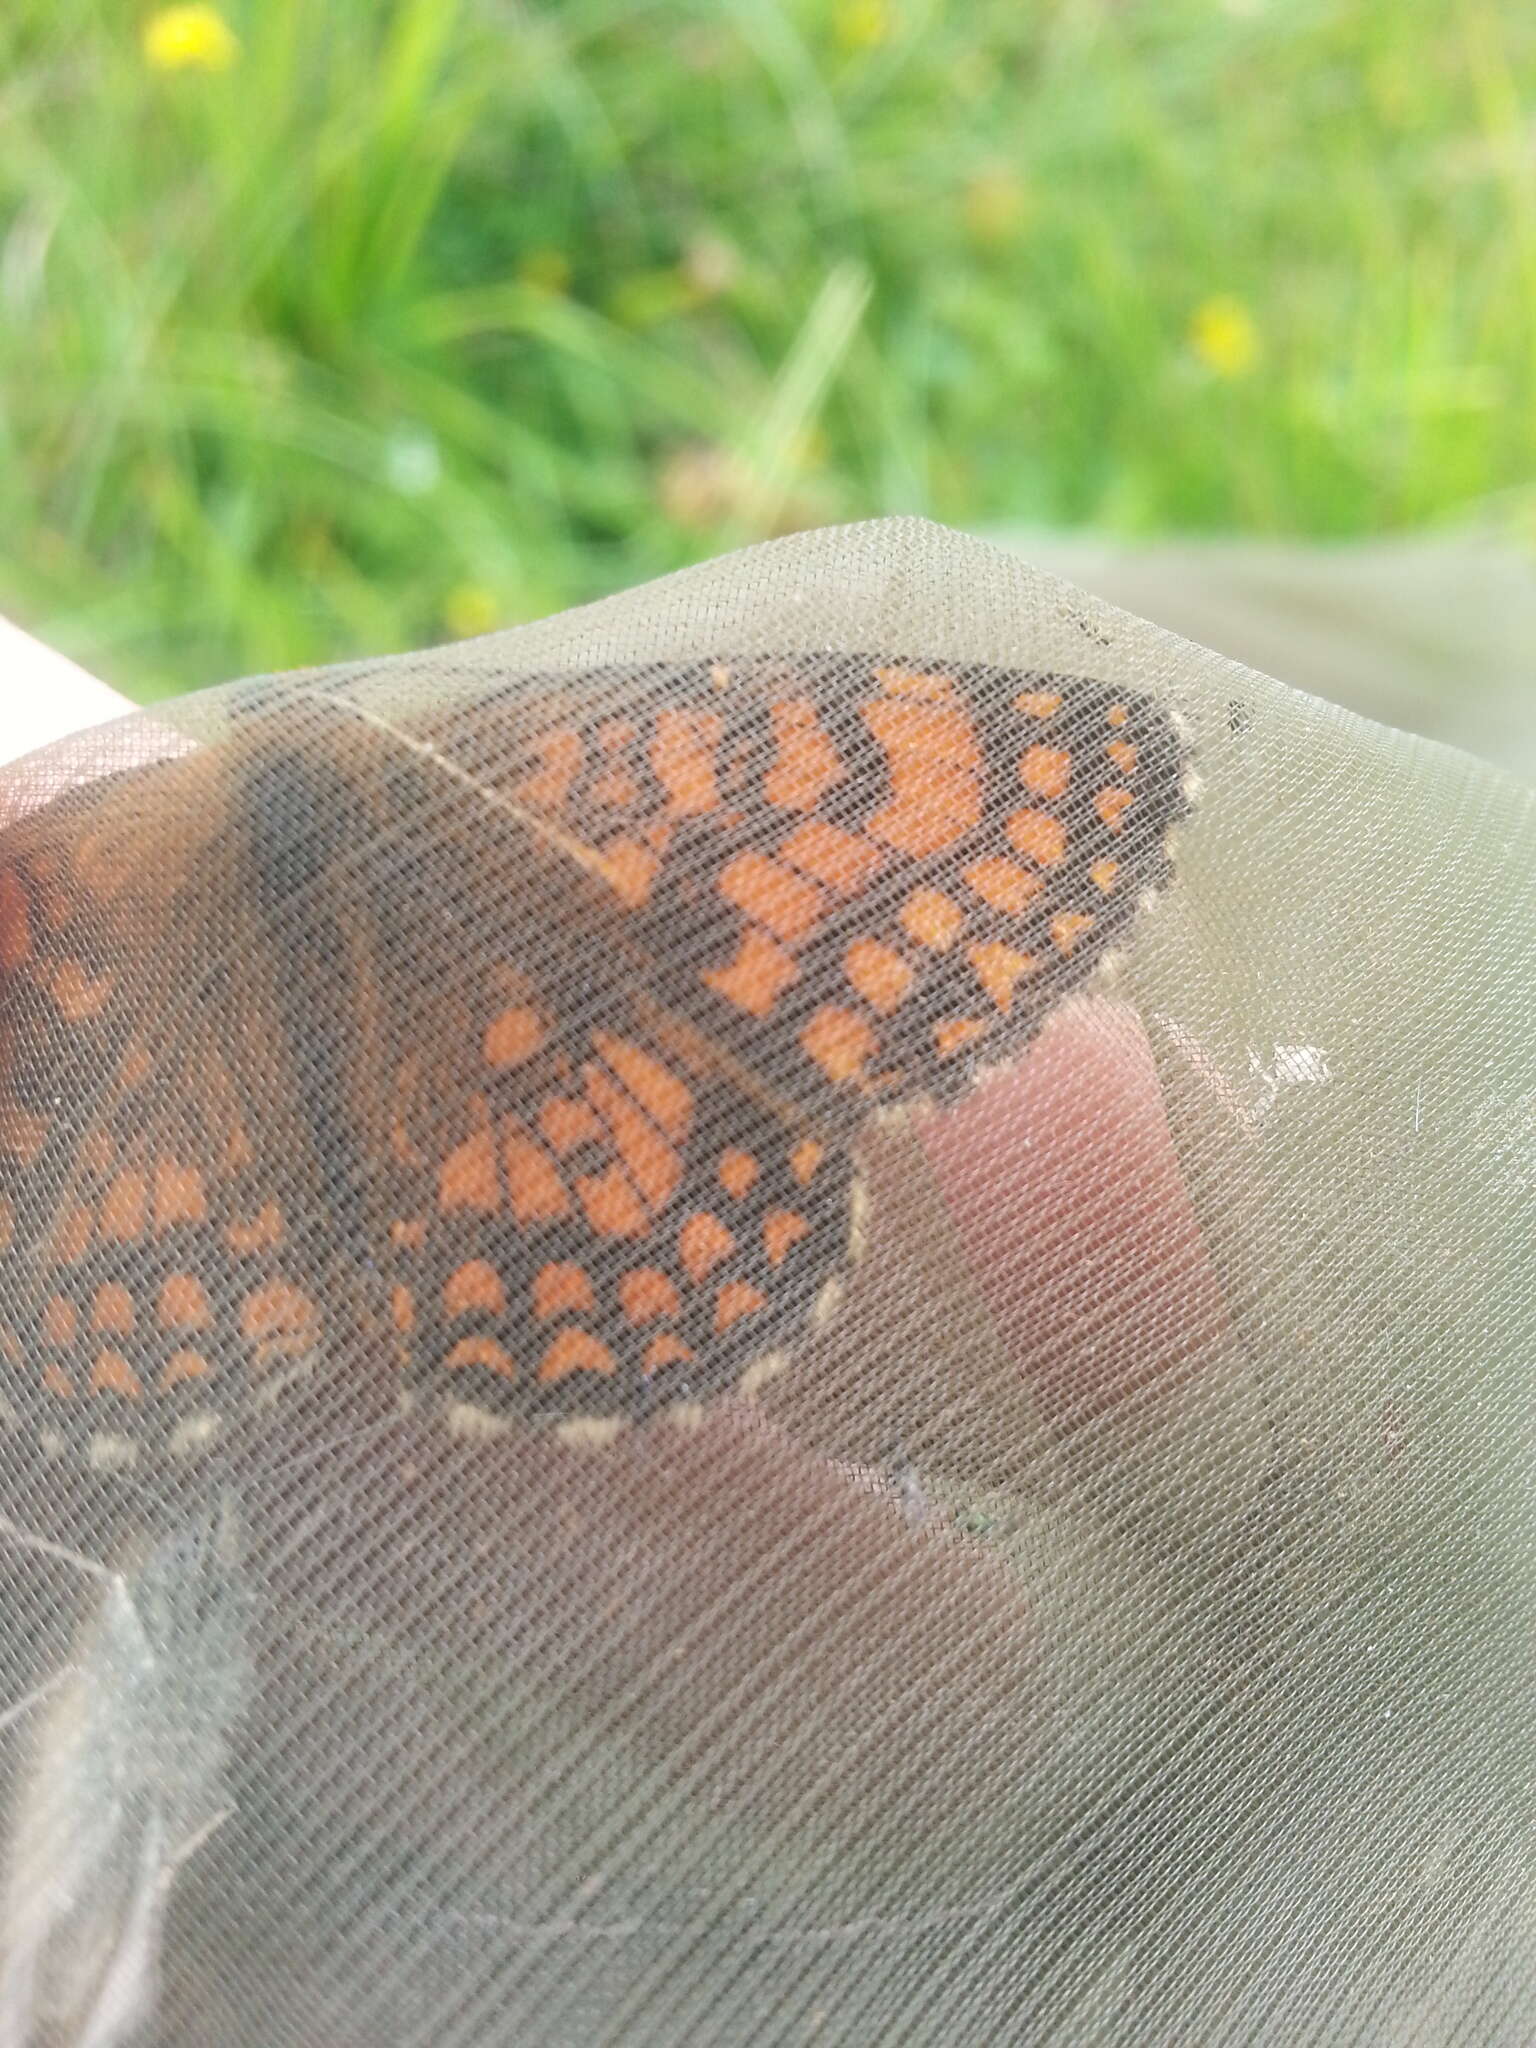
[[2, 0, 1532, 702]]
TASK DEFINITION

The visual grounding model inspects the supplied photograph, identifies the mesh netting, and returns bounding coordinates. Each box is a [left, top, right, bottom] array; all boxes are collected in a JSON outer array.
[[0, 518, 1529, 2046]]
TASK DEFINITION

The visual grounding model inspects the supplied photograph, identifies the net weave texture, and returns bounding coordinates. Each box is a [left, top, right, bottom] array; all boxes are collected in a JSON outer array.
[[0, 518, 1529, 2046]]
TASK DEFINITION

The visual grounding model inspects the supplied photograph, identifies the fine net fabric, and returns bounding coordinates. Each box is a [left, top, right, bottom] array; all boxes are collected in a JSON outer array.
[[0, 517, 1529, 2045]]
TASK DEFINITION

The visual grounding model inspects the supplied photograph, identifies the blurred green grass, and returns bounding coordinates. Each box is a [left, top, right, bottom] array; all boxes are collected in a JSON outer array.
[[1, 0, 1532, 704]]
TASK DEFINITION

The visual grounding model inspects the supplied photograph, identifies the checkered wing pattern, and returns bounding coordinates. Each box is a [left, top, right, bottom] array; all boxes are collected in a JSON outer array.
[[0, 653, 1190, 1459]]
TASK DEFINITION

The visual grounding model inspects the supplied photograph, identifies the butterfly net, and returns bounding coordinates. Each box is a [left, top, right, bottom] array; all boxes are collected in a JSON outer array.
[[0, 518, 1529, 2046]]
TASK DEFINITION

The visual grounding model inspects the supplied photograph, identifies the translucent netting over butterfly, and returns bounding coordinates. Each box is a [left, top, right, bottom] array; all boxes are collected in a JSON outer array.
[[0, 518, 1530, 2046]]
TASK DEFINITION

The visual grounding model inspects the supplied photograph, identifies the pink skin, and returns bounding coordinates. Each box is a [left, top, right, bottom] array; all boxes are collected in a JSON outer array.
[[921, 1000, 1229, 1427]]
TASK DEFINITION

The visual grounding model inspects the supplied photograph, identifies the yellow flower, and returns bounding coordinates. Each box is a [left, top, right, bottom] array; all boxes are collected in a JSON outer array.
[[442, 583, 500, 640], [1188, 296, 1260, 378], [834, 0, 892, 53], [963, 168, 1030, 245], [142, 5, 240, 72]]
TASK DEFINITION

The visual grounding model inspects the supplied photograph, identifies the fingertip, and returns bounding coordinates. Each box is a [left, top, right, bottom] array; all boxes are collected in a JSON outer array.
[[920, 998, 1227, 1423]]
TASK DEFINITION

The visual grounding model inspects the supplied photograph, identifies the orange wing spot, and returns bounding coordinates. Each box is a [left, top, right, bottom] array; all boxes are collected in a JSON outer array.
[[70, 830, 131, 904], [619, 1267, 682, 1324], [584, 1062, 683, 1211], [715, 1280, 767, 1333], [1007, 809, 1067, 867], [934, 1017, 987, 1059], [99, 1169, 149, 1244], [154, 1159, 208, 1232], [703, 927, 800, 1018], [717, 1148, 760, 1199], [484, 1005, 545, 1069], [968, 941, 1038, 1013], [597, 717, 638, 752], [963, 856, 1044, 916], [800, 1005, 879, 1084], [1090, 858, 1120, 894], [1019, 744, 1071, 799], [160, 1349, 210, 1390], [593, 1032, 693, 1142], [0, 867, 32, 969], [159, 1273, 212, 1331], [778, 817, 883, 897], [863, 701, 984, 858], [538, 1328, 618, 1383], [576, 1163, 649, 1238], [42, 1362, 74, 1401], [718, 849, 827, 945], [644, 1332, 694, 1373], [91, 1282, 135, 1335], [1096, 787, 1134, 832], [90, 1351, 143, 1399], [444, 1259, 508, 1318], [899, 887, 965, 952], [391, 1284, 416, 1333], [503, 1124, 573, 1224], [764, 699, 846, 811], [241, 1280, 320, 1353], [0, 1101, 50, 1166], [49, 959, 114, 1022], [651, 708, 722, 816], [1050, 911, 1096, 957], [42, 1295, 77, 1346], [222, 1120, 254, 1174], [390, 1216, 428, 1251], [598, 836, 661, 909], [440, 1126, 502, 1214], [226, 1201, 285, 1255], [51, 1206, 93, 1265], [679, 1211, 736, 1282], [590, 763, 639, 809], [1106, 739, 1138, 774], [118, 1037, 153, 1089], [0, 1197, 12, 1251], [843, 937, 914, 1016], [533, 1261, 597, 1320], [790, 1138, 826, 1187], [539, 1096, 604, 1156], [763, 1209, 811, 1267], [873, 664, 961, 701], [1015, 690, 1063, 719], [444, 1336, 518, 1379], [1106, 704, 1130, 728], [518, 728, 583, 812]]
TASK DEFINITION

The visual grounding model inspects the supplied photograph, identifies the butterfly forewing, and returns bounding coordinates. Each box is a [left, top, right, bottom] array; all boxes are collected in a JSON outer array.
[[413, 653, 1188, 1121]]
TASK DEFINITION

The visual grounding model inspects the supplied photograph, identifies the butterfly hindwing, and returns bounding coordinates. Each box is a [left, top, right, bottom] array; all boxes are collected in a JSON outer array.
[[0, 751, 334, 1468], [292, 720, 858, 1435]]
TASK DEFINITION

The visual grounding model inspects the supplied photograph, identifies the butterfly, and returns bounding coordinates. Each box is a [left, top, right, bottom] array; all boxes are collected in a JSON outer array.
[[0, 652, 1193, 1471]]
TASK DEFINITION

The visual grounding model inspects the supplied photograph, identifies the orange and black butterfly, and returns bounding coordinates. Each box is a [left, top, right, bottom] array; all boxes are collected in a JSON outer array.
[[0, 654, 1193, 1468]]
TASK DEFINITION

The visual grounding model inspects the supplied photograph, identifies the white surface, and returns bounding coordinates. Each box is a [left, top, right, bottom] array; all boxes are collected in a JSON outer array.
[[0, 616, 129, 765]]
